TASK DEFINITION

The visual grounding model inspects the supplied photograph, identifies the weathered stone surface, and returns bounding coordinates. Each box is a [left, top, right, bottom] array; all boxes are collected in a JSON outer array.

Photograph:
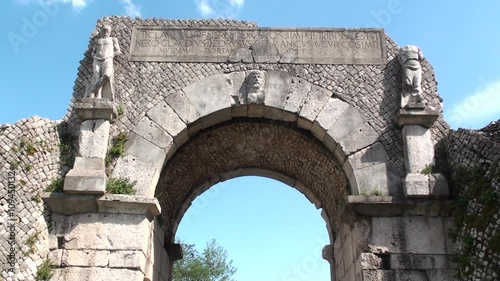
[[73, 98, 118, 121], [146, 101, 188, 146], [390, 254, 454, 269], [228, 47, 253, 63], [360, 253, 383, 269], [397, 108, 440, 128], [64, 213, 150, 252], [129, 27, 386, 64], [132, 116, 173, 150], [404, 173, 430, 198], [351, 162, 401, 196], [124, 133, 166, 167], [347, 142, 391, 170], [311, 98, 350, 141], [48, 249, 64, 267], [78, 119, 110, 159], [183, 73, 232, 118], [429, 173, 449, 198], [327, 106, 367, 142], [62, 249, 110, 267], [371, 217, 448, 255], [338, 122, 380, 155], [298, 85, 331, 130], [97, 194, 161, 219], [279, 48, 298, 63], [263, 71, 292, 120], [109, 250, 147, 270], [51, 267, 144, 281], [73, 156, 105, 170], [42, 193, 98, 215], [165, 91, 200, 125], [112, 154, 161, 197], [283, 77, 311, 118], [402, 125, 434, 174], [64, 168, 107, 194], [362, 270, 394, 281]]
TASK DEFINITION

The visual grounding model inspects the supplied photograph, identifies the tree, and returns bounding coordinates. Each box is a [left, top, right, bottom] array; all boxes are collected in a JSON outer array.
[[173, 239, 237, 281]]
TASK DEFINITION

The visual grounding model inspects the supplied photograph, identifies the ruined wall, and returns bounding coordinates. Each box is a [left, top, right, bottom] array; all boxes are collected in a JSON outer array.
[[0, 117, 66, 280], [446, 121, 500, 281]]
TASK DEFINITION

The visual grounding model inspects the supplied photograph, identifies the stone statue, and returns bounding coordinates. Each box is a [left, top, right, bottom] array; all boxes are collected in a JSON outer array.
[[87, 24, 121, 101], [398, 45, 425, 108], [246, 71, 265, 104]]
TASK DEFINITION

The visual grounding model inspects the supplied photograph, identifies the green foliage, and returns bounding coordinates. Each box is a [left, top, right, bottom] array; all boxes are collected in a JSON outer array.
[[105, 132, 128, 172], [26, 231, 41, 254], [9, 160, 19, 170], [31, 193, 41, 203], [35, 259, 54, 281], [117, 104, 125, 116], [106, 177, 136, 195], [59, 132, 76, 167], [173, 239, 237, 281], [392, 121, 402, 131], [109, 132, 128, 157], [25, 163, 33, 172], [420, 164, 433, 175], [19, 139, 37, 156], [370, 190, 382, 196], [25, 142, 37, 156], [449, 163, 500, 279], [45, 177, 64, 193]]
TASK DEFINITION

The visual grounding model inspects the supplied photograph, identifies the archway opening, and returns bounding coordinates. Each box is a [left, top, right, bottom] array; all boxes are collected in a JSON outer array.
[[175, 176, 331, 281], [155, 118, 351, 280]]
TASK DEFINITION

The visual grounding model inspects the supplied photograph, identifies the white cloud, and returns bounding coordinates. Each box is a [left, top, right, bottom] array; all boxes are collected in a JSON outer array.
[[228, 0, 244, 8], [195, 0, 245, 18], [196, 0, 214, 17], [15, 0, 141, 16], [446, 77, 500, 129], [120, 0, 141, 17]]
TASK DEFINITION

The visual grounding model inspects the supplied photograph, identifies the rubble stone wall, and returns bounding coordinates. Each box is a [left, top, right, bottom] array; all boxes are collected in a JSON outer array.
[[446, 122, 500, 281]]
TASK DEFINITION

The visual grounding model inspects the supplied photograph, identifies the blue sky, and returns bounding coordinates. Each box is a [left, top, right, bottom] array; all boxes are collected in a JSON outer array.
[[1, 1, 500, 280]]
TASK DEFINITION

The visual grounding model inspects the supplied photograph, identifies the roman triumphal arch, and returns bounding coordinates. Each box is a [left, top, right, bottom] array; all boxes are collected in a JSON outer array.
[[38, 17, 457, 281]]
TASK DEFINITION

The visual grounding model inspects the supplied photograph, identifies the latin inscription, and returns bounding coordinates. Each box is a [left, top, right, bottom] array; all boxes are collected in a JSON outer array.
[[129, 27, 386, 64]]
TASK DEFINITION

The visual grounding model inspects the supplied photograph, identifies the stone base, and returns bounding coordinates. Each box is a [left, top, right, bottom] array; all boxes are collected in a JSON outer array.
[[397, 108, 440, 128], [404, 173, 430, 198], [74, 98, 118, 121], [42, 193, 161, 219], [64, 168, 107, 194], [404, 173, 449, 199]]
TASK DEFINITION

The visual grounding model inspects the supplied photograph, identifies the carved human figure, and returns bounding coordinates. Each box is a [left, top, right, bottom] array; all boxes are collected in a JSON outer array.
[[87, 24, 121, 100], [398, 45, 424, 108], [246, 71, 265, 104]]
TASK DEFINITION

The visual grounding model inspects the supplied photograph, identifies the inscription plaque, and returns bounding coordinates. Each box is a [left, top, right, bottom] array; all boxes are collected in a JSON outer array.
[[129, 26, 386, 65]]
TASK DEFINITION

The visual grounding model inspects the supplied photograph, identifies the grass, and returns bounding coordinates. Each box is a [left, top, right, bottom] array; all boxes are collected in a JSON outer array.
[[421, 164, 433, 175], [26, 231, 41, 254], [35, 259, 54, 281], [107, 177, 136, 195], [9, 160, 19, 170], [45, 177, 64, 193]]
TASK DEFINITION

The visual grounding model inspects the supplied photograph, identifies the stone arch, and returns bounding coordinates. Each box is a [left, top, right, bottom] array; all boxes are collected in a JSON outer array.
[[112, 70, 401, 203]]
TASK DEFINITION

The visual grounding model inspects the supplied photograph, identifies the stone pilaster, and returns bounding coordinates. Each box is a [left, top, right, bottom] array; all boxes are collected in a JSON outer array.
[[397, 109, 449, 198], [63, 98, 117, 194]]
